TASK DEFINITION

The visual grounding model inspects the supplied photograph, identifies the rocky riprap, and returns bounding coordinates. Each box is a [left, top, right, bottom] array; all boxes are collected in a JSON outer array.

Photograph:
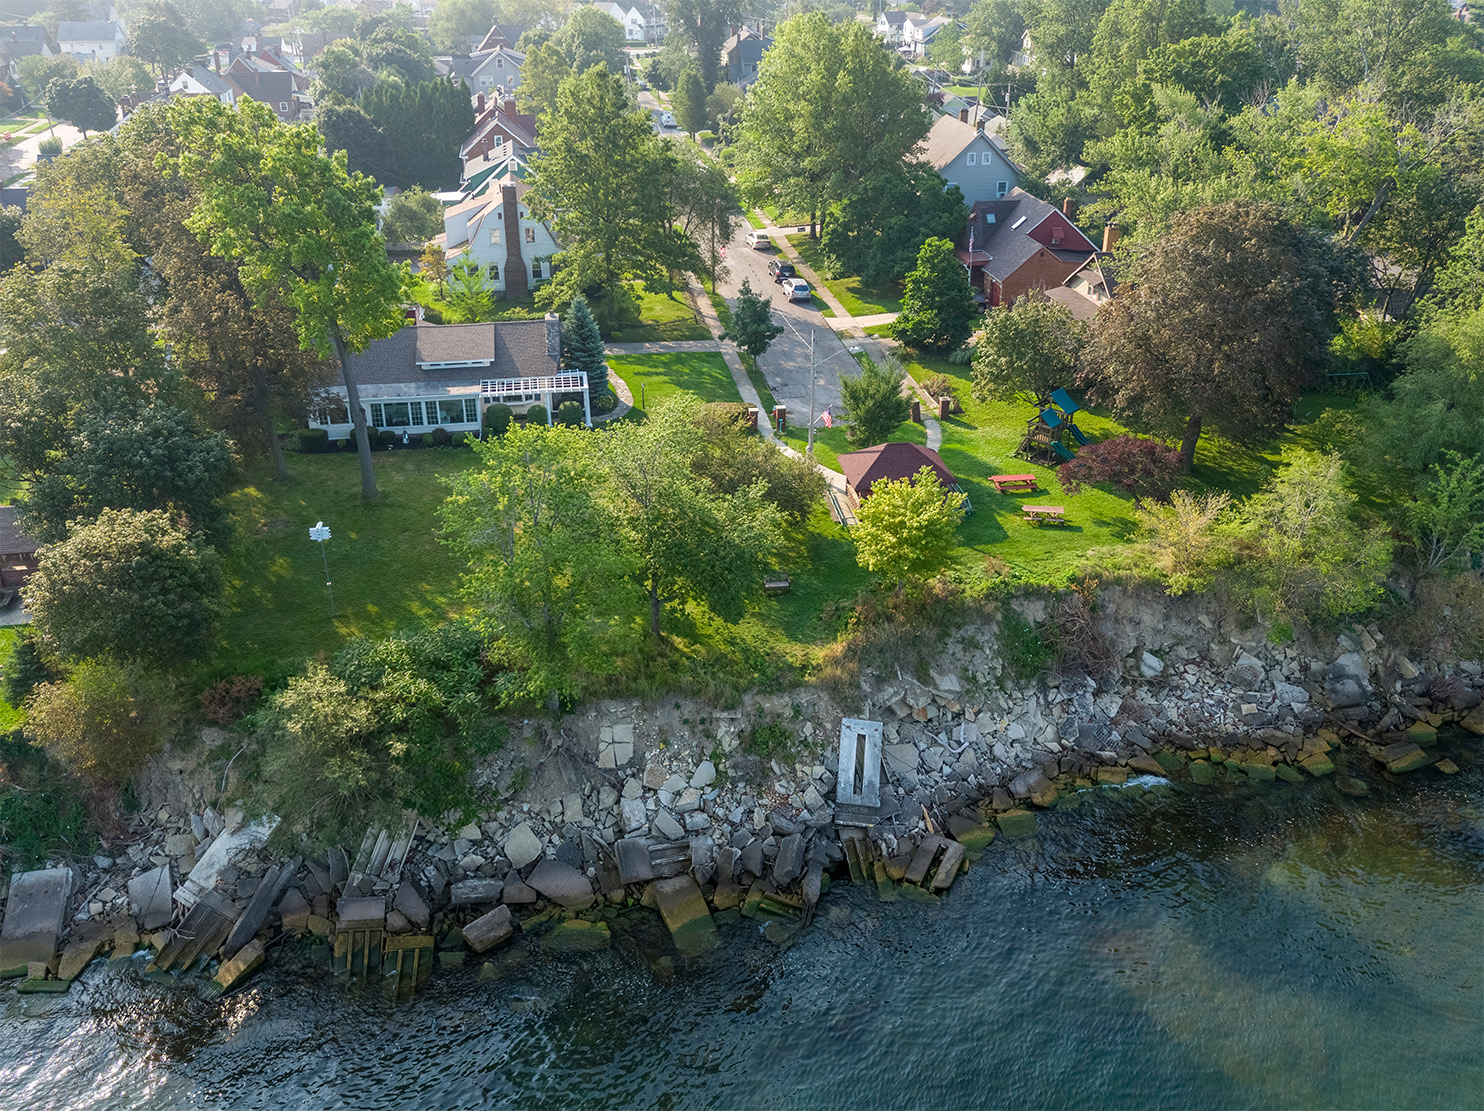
[[3, 589, 1481, 993]]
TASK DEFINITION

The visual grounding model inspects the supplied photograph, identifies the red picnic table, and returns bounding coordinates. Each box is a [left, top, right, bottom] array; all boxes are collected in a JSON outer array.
[[991, 473, 1039, 494]]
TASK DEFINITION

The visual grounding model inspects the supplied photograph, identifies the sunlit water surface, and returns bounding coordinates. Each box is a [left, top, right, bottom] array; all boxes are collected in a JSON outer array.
[[2, 744, 1480, 1110]]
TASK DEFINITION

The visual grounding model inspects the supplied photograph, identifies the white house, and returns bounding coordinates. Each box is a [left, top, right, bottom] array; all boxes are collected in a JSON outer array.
[[308, 316, 584, 436], [902, 15, 953, 58], [168, 65, 237, 104], [591, 2, 646, 42], [56, 19, 126, 62], [916, 107, 1019, 208], [438, 182, 560, 300], [875, 10, 916, 47]]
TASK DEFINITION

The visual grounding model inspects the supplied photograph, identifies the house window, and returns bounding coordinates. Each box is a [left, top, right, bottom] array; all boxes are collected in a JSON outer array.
[[496, 56, 503, 68], [996, 180, 1009, 198], [488, 264, 499, 281], [532, 260, 542, 280], [490, 227, 501, 244], [279, 102, 288, 110], [436, 398, 479, 425], [372, 401, 415, 428], [524, 226, 535, 244], [1051, 225, 1063, 244], [966, 152, 976, 166]]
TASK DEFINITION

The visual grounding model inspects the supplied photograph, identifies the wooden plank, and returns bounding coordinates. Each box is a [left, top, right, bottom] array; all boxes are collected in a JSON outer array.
[[929, 840, 966, 891], [904, 835, 943, 886]]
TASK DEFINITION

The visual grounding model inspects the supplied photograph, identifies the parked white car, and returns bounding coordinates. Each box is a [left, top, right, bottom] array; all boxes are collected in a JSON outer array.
[[745, 230, 772, 249], [781, 277, 813, 303]]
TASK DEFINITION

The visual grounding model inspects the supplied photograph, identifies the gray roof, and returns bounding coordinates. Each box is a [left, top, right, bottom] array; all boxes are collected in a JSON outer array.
[[962, 189, 1095, 282], [56, 20, 121, 40], [916, 111, 1009, 172], [0, 506, 39, 556], [346, 321, 557, 388]]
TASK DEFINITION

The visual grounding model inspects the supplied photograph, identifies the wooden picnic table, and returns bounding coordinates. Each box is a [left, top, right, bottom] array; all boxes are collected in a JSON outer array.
[[1022, 505, 1068, 526], [990, 473, 1039, 494]]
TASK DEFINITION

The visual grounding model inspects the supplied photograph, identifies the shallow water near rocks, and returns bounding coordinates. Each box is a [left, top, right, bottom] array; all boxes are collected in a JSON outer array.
[[2, 744, 1480, 1110]]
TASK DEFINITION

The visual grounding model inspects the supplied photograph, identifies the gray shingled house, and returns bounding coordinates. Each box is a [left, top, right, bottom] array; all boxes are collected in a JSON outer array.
[[306, 316, 589, 439]]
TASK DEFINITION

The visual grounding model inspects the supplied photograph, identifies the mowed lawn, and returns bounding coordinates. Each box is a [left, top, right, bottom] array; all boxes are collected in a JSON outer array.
[[607, 353, 741, 419], [0, 627, 24, 729], [787, 235, 904, 317], [779, 419, 927, 475], [208, 446, 479, 684], [609, 285, 712, 343]]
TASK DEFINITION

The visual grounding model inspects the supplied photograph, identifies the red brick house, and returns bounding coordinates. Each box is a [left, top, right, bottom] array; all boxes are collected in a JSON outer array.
[[957, 187, 1101, 308]]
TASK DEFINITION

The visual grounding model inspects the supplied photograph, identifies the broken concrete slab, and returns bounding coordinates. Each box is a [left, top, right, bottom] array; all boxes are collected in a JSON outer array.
[[57, 924, 109, 983], [208, 939, 265, 997], [503, 822, 544, 870], [175, 816, 278, 911], [650, 875, 720, 957], [772, 833, 805, 887], [0, 868, 73, 978], [463, 905, 514, 954], [277, 886, 311, 934], [450, 877, 504, 907], [393, 881, 431, 929], [615, 837, 655, 885], [222, 862, 293, 958], [526, 859, 594, 910], [128, 864, 174, 931]]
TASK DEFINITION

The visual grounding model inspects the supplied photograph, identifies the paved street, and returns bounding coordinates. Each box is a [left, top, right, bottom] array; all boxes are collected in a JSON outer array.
[[0, 119, 85, 182], [717, 223, 856, 422]]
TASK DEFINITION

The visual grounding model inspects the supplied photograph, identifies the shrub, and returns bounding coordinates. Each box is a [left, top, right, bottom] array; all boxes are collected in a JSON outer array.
[[556, 400, 584, 427], [525, 403, 549, 427], [366, 426, 381, 448], [37, 136, 63, 157], [920, 374, 962, 414], [334, 438, 352, 451], [297, 428, 330, 453], [745, 720, 795, 761], [0, 730, 92, 867], [199, 674, 264, 726], [1058, 435, 1183, 504], [27, 659, 183, 785], [483, 403, 513, 436], [1127, 490, 1232, 594], [377, 429, 398, 448], [451, 431, 469, 446], [431, 426, 452, 446], [999, 608, 1056, 680], [3, 633, 57, 708]]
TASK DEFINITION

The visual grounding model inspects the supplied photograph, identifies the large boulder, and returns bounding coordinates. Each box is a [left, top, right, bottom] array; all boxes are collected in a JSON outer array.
[[503, 822, 544, 870], [526, 859, 594, 910]]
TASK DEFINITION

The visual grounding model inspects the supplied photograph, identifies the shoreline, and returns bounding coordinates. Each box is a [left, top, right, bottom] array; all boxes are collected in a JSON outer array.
[[3, 586, 1482, 994]]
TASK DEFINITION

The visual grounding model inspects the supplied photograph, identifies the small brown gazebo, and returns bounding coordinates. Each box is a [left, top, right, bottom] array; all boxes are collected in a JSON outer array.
[[838, 442, 957, 506]]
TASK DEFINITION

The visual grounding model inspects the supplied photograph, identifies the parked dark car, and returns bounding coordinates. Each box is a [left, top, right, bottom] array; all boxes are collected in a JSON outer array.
[[769, 260, 796, 283]]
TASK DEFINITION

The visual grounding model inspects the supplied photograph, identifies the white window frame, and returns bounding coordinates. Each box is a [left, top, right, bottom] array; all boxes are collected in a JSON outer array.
[[966, 152, 977, 166], [996, 180, 1009, 198], [490, 227, 501, 244], [525, 226, 535, 244]]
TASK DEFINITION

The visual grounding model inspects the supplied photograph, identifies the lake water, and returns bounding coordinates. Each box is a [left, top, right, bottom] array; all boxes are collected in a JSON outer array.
[[3, 744, 1480, 1110]]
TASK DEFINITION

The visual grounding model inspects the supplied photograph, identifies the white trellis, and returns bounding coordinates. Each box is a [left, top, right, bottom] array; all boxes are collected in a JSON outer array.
[[480, 371, 591, 427]]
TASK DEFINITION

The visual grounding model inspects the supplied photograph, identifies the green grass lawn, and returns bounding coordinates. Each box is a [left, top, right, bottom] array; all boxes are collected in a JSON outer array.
[[0, 627, 25, 729], [787, 235, 905, 317], [780, 419, 927, 475], [744, 209, 765, 230], [206, 447, 480, 684], [900, 353, 1366, 582], [609, 285, 713, 343], [607, 353, 741, 420]]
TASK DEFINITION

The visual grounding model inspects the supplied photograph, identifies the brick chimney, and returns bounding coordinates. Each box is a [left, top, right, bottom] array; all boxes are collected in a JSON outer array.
[[975, 116, 985, 132], [1102, 223, 1120, 252], [503, 97, 517, 116], [476, 92, 485, 113], [502, 183, 529, 300], [545, 313, 561, 363], [958, 106, 969, 123], [1062, 197, 1075, 218]]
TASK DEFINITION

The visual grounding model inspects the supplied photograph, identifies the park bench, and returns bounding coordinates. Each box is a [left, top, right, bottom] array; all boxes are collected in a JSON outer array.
[[763, 575, 792, 595], [1022, 505, 1068, 527], [990, 473, 1038, 494]]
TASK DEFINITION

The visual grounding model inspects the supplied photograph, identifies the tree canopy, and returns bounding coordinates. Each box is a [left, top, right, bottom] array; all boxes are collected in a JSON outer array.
[[971, 289, 1089, 403], [890, 236, 980, 353], [839, 355, 911, 448], [853, 466, 966, 590]]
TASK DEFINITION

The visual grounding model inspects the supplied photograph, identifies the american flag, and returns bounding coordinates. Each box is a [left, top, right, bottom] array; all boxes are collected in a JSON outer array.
[[822, 408, 832, 428]]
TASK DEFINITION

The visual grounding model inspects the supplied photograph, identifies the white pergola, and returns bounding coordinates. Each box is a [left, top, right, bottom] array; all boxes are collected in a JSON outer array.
[[481, 371, 592, 427]]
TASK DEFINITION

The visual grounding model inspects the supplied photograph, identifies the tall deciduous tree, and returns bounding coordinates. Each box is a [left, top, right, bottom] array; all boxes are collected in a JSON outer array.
[[821, 168, 966, 286], [890, 236, 979, 353], [45, 75, 117, 135], [673, 65, 707, 138], [662, 0, 741, 90], [429, 0, 500, 53], [551, 4, 628, 72], [25, 508, 226, 666], [27, 659, 182, 786], [127, 1, 205, 76], [971, 289, 1089, 403], [735, 13, 930, 237], [515, 40, 573, 117], [529, 64, 675, 323], [666, 144, 737, 286], [17, 399, 234, 546], [440, 426, 632, 702], [381, 186, 444, 245], [601, 396, 783, 638], [839, 355, 911, 448], [721, 278, 784, 360], [169, 97, 409, 501], [1084, 201, 1359, 472], [853, 466, 965, 590]]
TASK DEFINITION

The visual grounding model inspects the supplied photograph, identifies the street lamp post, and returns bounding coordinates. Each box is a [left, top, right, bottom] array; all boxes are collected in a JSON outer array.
[[774, 311, 858, 459], [309, 520, 335, 616]]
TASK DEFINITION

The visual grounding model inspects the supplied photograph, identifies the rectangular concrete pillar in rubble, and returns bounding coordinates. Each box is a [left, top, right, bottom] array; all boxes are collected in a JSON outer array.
[[835, 718, 882, 827]]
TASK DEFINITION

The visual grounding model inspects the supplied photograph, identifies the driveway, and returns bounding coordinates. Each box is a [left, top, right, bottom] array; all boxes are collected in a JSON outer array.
[[717, 224, 857, 422]]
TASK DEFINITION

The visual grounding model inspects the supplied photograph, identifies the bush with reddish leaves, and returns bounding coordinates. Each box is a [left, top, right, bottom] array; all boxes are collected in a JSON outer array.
[[199, 675, 264, 726], [1058, 435, 1183, 504]]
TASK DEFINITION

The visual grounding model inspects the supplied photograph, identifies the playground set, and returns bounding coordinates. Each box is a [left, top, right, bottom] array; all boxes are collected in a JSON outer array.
[[1015, 388, 1089, 464]]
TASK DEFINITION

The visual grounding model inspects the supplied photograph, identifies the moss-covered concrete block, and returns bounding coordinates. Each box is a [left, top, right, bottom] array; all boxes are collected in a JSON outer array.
[[1188, 760, 1215, 786], [997, 809, 1039, 838], [1275, 763, 1304, 784]]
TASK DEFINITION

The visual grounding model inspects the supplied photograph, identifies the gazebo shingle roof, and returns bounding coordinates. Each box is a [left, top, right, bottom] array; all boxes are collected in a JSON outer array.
[[0, 505, 39, 557], [838, 442, 956, 499]]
